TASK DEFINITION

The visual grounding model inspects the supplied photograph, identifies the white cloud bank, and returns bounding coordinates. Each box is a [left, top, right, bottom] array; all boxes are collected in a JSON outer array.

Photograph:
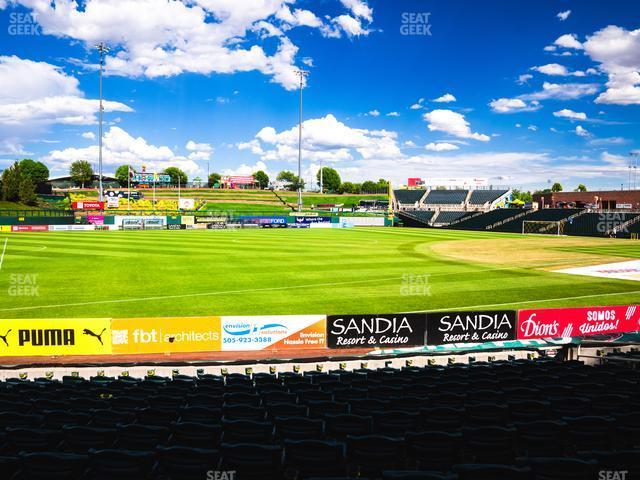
[[423, 110, 490, 141]]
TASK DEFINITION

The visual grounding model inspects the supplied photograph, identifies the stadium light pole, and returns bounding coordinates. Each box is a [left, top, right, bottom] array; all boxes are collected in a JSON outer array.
[[95, 42, 109, 203], [295, 69, 308, 212]]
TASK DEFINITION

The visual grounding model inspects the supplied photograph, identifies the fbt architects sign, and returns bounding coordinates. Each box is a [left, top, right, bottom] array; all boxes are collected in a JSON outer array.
[[427, 310, 517, 345], [327, 313, 426, 349], [518, 305, 640, 340]]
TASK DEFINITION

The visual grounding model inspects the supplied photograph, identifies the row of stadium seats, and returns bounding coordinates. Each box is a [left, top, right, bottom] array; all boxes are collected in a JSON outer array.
[[423, 190, 468, 205], [493, 209, 583, 233], [447, 209, 522, 230], [0, 358, 638, 478], [431, 211, 473, 225], [393, 189, 509, 208]]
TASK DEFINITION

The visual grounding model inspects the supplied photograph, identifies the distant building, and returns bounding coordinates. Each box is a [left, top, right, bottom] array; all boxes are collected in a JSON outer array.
[[533, 190, 640, 210], [47, 174, 120, 189]]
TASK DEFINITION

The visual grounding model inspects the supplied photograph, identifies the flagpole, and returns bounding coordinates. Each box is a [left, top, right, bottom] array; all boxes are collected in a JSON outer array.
[[127, 165, 131, 211], [153, 171, 156, 212]]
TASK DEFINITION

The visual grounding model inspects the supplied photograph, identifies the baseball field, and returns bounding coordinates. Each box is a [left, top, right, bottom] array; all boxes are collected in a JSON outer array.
[[1, 228, 639, 320]]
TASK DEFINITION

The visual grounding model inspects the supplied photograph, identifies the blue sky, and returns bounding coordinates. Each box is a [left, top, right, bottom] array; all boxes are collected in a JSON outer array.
[[0, 0, 639, 190]]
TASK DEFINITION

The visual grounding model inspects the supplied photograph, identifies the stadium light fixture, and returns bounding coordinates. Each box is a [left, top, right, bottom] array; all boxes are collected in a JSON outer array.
[[294, 69, 309, 212], [95, 42, 109, 202]]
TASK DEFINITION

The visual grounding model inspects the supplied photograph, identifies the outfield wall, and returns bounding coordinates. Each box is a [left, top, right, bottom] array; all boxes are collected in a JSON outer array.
[[1, 304, 637, 359]]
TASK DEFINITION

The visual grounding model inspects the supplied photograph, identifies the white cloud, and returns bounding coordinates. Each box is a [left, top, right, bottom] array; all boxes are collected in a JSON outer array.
[[589, 136, 628, 146], [186, 140, 213, 161], [527, 125, 538, 131], [554, 33, 584, 50], [340, 0, 373, 22], [575, 125, 590, 137], [81, 132, 96, 140], [367, 109, 380, 117], [423, 109, 490, 141], [489, 98, 540, 113], [222, 160, 269, 177], [43, 126, 200, 175], [517, 73, 533, 84], [520, 82, 600, 100], [553, 109, 587, 120], [403, 140, 417, 147], [432, 93, 456, 103], [386, 111, 400, 117], [557, 10, 571, 21], [0, 56, 132, 127], [531, 63, 590, 77], [243, 113, 401, 164], [3, 0, 372, 91], [425, 142, 459, 151], [583, 26, 640, 105]]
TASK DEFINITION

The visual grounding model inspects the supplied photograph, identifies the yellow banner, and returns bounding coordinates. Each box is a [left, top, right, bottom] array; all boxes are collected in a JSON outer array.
[[0, 319, 112, 356], [111, 316, 221, 354]]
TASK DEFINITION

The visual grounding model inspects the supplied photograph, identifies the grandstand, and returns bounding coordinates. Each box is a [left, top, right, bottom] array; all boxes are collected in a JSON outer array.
[[423, 189, 468, 207], [392, 189, 427, 210], [0, 356, 637, 479]]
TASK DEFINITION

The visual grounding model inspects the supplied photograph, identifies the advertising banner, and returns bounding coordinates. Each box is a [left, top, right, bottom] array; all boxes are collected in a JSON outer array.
[[178, 198, 195, 210], [182, 216, 195, 225], [72, 201, 104, 210], [221, 315, 326, 351], [292, 216, 332, 224], [132, 173, 171, 183], [107, 197, 119, 208], [11, 225, 48, 232], [195, 216, 227, 224], [87, 215, 104, 225], [0, 319, 111, 357], [517, 305, 640, 340], [426, 310, 517, 345], [48, 225, 96, 231], [327, 313, 426, 349], [111, 317, 221, 354]]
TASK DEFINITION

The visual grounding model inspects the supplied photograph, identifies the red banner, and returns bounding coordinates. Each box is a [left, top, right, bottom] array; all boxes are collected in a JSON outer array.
[[517, 305, 640, 339], [72, 201, 104, 210], [11, 225, 48, 232]]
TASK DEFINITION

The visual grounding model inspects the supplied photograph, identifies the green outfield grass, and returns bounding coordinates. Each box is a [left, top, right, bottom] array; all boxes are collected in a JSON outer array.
[[1, 228, 639, 319]]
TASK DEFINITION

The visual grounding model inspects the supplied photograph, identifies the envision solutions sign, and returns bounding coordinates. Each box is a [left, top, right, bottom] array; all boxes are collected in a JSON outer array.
[[327, 314, 426, 348]]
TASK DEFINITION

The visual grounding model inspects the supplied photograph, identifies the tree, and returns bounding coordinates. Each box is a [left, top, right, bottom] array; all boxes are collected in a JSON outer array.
[[316, 167, 341, 193], [253, 170, 269, 189], [163, 167, 188, 186], [115, 165, 132, 187], [511, 189, 532, 203], [208, 173, 221, 188], [361, 180, 378, 193], [1, 162, 22, 201], [277, 170, 303, 191], [551, 182, 563, 192], [18, 177, 37, 206], [575, 184, 587, 192], [341, 181, 356, 194], [18, 159, 49, 185], [70, 160, 94, 188]]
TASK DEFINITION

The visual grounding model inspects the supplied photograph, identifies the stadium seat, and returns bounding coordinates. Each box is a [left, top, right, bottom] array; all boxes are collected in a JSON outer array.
[[155, 445, 220, 480], [222, 404, 266, 421], [405, 431, 462, 471], [169, 421, 221, 448], [17, 451, 88, 480], [453, 463, 532, 480], [114, 424, 170, 450], [462, 426, 516, 463], [346, 434, 406, 477], [383, 472, 456, 480], [282, 439, 347, 478], [179, 406, 222, 424], [60, 426, 117, 453], [221, 418, 273, 444], [519, 457, 598, 480], [88, 409, 135, 429], [514, 420, 568, 457], [6, 428, 62, 453], [86, 448, 156, 480], [274, 416, 324, 441], [373, 410, 420, 436], [219, 443, 282, 480], [324, 414, 373, 440]]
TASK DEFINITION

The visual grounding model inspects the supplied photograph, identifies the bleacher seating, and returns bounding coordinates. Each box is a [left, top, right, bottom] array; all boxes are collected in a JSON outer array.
[[394, 190, 427, 205], [449, 209, 523, 231], [0, 358, 638, 479], [564, 212, 640, 237], [468, 190, 509, 206], [398, 210, 435, 228], [423, 190, 468, 205], [494, 209, 582, 233], [432, 211, 472, 225]]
